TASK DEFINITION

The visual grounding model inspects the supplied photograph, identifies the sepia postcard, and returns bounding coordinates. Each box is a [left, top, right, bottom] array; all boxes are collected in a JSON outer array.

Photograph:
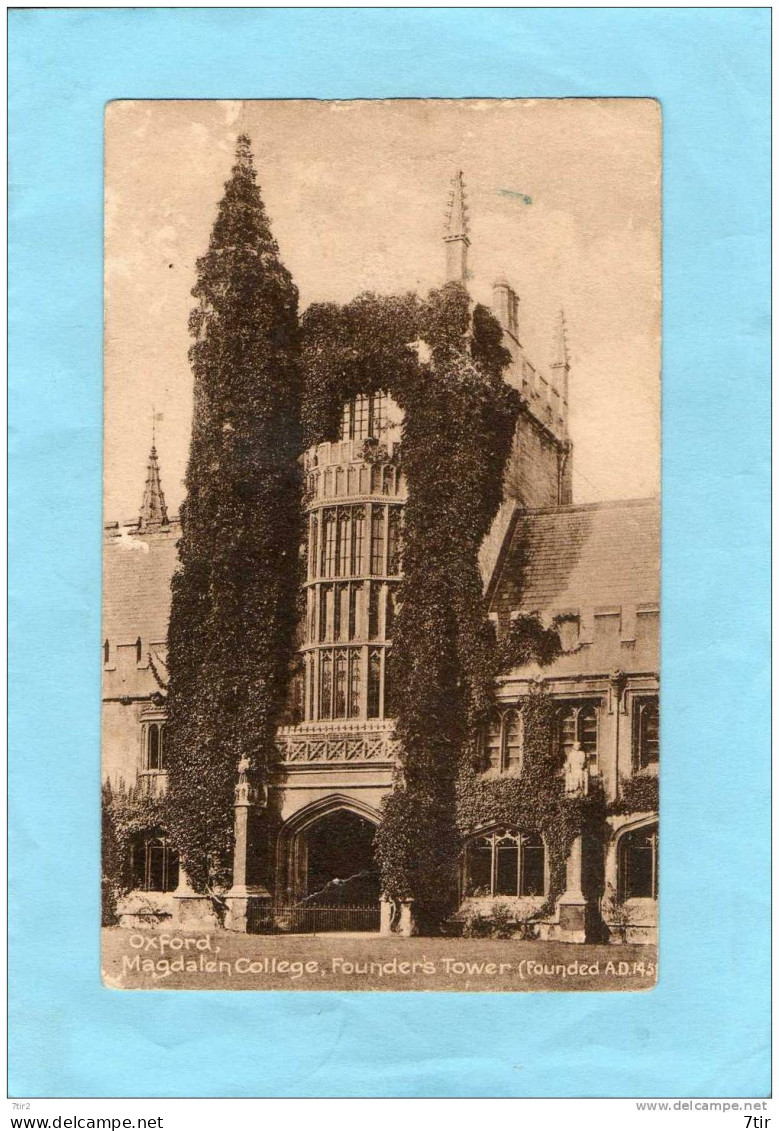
[[101, 98, 661, 992]]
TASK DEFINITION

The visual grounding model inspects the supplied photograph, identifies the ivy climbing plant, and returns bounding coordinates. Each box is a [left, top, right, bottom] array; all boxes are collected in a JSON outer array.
[[164, 137, 303, 891], [301, 282, 521, 927]]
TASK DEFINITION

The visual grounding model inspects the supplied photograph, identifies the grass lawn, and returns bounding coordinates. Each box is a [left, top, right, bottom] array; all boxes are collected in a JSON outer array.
[[102, 928, 657, 993]]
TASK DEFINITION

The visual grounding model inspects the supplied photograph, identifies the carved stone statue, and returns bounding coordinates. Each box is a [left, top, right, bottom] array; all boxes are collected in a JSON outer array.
[[565, 743, 588, 796]]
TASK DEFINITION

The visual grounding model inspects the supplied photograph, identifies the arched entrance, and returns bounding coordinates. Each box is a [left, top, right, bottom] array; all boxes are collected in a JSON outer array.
[[271, 797, 382, 932], [304, 809, 380, 905]]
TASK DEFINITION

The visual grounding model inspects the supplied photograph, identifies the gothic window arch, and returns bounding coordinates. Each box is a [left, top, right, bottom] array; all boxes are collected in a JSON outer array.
[[633, 696, 659, 769], [143, 721, 166, 772], [350, 506, 365, 574], [558, 701, 599, 764], [334, 650, 348, 718], [337, 510, 350, 576], [618, 822, 659, 900], [464, 828, 546, 898], [321, 510, 337, 578], [482, 707, 524, 773], [370, 506, 385, 574]]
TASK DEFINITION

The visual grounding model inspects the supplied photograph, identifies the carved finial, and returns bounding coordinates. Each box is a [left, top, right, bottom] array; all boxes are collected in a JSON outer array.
[[551, 309, 570, 371], [444, 171, 470, 285], [445, 170, 469, 242], [138, 422, 169, 530]]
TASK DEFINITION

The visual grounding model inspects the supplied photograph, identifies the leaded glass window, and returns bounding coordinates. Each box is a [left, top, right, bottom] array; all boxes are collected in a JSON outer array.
[[367, 649, 381, 718], [619, 824, 659, 900], [464, 829, 546, 898], [351, 507, 365, 574], [387, 507, 402, 574], [371, 506, 385, 574]]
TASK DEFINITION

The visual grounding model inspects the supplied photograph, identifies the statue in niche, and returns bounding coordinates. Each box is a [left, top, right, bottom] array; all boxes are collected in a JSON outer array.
[[565, 743, 589, 796]]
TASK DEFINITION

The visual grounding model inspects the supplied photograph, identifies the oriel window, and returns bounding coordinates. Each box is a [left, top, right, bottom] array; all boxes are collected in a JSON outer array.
[[348, 583, 360, 641], [319, 652, 333, 719], [367, 649, 381, 719], [309, 513, 319, 578], [387, 508, 402, 574], [334, 650, 348, 719], [337, 510, 350, 576], [351, 507, 365, 574], [348, 649, 361, 718], [321, 510, 337, 578], [368, 584, 381, 640], [370, 506, 385, 574]]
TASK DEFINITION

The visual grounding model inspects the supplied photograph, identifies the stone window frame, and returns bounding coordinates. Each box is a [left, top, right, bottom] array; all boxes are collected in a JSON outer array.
[[632, 694, 659, 771], [556, 699, 600, 769], [618, 820, 659, 901], [482, 706, 524, 774], [462, 827, 547, 898], [131, 829, 179, 893], [141, 717, 167, 773]]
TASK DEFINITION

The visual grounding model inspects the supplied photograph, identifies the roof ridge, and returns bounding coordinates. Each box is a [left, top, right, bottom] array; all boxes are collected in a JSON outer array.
[[520, 496, 659, 517]]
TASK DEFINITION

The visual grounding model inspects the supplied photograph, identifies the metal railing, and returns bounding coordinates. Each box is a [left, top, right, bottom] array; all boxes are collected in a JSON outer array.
[[247, 903, 381, 935]]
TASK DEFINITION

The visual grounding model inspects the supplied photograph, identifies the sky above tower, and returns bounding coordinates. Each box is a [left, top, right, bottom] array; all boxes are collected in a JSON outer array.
[[104, 98, 660, 520]]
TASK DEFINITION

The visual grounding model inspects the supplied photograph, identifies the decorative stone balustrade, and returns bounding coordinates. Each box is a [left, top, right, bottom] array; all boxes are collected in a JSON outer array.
[[274, 720, 399, 765], [304, 441, 406, 505], [304, 438, 401, 472]]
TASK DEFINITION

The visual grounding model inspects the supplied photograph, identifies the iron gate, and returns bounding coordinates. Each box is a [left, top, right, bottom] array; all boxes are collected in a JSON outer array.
[[247, 903, 380, 935]]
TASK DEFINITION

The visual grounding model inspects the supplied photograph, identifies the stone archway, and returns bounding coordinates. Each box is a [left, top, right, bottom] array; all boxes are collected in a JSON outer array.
[[305, 809, 380, 905], [276, 795, 382, 907]]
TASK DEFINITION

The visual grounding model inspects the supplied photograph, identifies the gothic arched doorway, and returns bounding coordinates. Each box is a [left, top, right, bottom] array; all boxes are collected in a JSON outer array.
[[303, 808, 380, 906]]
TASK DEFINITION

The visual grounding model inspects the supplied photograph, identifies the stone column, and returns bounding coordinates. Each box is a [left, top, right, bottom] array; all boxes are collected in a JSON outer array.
[[224, 756, 271, 933], [555, 835, 588, 943], [380, 898, 395, 935]]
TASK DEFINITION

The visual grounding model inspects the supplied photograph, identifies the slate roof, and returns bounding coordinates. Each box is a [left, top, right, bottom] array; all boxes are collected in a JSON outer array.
[[103, 523, 180, 646], [491, 497, 660, 618]]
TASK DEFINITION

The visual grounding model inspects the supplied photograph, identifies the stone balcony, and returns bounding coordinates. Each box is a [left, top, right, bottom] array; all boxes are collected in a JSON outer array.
[[274, 719, 399, 765]]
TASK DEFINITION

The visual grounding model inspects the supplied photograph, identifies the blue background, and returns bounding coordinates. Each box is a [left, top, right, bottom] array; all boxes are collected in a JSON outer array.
[[9, 8, 770, 1098]]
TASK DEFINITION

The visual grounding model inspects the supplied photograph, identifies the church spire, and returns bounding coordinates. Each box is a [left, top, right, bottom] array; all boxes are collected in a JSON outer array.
[[444, 170, 470, 284], [139, 429, 169, 529]]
